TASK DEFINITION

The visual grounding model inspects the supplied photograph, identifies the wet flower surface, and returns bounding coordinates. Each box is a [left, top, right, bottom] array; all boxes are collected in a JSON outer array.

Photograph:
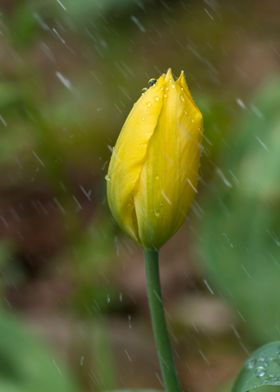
[[107, 69, 203, 248]]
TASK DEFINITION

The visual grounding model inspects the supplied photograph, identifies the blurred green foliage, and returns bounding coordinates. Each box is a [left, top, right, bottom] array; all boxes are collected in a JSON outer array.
[[0, 0, 279, 391], [0, 309, 78, 392], [199, 77, 280, 343]]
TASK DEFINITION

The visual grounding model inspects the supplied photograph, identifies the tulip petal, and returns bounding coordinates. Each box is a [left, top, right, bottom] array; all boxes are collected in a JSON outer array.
[[177, 70, 196, 107], [107, 74, 166, 242], [107, 69, 203, 248], [134, 70, 203, 248]]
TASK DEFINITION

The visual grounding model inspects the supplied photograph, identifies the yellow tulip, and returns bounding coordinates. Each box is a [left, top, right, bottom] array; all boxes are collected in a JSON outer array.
[[106, 69, 203, 249]]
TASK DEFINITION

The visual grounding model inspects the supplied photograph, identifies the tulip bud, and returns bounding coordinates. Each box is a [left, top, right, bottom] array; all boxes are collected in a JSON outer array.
[[106, 69, 203, 249]]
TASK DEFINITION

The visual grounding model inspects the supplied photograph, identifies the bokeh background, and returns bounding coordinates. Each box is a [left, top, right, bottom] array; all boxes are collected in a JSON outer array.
[[0, 0, 280, 391]]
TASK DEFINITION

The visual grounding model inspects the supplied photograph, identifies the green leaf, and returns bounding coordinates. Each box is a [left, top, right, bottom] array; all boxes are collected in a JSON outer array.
[[232, 342, 280, 392], [0, 309, 78, 392]]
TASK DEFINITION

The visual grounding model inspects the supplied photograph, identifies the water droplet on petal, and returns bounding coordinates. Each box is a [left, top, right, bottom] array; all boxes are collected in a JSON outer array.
[[154, 210, 160, 218]]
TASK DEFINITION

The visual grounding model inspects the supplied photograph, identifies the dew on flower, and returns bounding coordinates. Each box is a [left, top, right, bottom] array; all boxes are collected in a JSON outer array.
[[154, 210, 160, 218], [148, 78, 157, 87]]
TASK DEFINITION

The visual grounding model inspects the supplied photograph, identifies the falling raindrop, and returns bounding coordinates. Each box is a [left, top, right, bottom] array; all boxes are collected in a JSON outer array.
[[55, 71, 72, 90], [236, 97, 247, 110]]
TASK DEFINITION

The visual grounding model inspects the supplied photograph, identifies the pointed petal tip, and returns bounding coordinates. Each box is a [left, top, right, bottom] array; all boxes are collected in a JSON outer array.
[[165, 68, 174, 82], [155, 72, 167, 89], [177, 70, 187, 85]]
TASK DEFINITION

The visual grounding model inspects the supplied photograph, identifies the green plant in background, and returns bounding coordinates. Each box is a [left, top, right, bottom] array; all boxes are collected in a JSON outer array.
[[198, 76, 280, 391], [0, 309, 78, 392], [198, 77, 280, 343], [107, 69, 203, 391], [69, 214, 120, 317]]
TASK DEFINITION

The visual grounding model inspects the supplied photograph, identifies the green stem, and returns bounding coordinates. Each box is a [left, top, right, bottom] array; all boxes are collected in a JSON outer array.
[[144, 248, 182, 392]]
